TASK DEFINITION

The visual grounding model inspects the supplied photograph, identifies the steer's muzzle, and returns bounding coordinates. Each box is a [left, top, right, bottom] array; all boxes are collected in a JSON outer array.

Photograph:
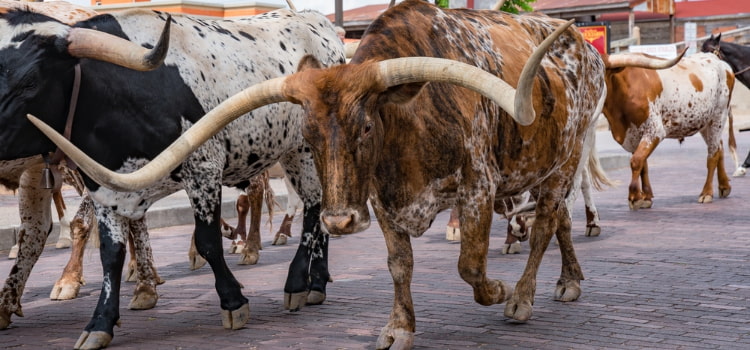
[[321, 208, 370, 235]]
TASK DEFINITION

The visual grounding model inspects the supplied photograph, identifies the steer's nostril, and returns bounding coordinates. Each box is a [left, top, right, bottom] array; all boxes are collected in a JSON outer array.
[[323, 214, 353, 231]]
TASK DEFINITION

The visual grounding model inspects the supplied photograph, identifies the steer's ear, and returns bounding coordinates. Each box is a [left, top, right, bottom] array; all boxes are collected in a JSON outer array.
[[296, 55, 323, 72], [381, 82, 427, 104]]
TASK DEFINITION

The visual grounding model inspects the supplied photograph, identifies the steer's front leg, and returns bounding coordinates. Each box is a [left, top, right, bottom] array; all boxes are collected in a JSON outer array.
[[192, 197, 249, 330], [0, 168, 53, 329], [74, 205, 127, 350], [375, 218, 416, 350], [505, 190, 559, 323]]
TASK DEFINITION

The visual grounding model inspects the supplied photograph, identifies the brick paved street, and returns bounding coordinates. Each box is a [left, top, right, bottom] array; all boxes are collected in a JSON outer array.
[[1, 133, 749, 349]]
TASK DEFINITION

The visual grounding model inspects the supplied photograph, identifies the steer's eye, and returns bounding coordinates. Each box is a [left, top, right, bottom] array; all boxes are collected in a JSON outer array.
[[363, 122, 373, 136]]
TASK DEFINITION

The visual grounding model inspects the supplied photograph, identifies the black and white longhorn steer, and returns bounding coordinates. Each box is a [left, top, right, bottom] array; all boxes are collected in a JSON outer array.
[[2, 7, 344, 349]]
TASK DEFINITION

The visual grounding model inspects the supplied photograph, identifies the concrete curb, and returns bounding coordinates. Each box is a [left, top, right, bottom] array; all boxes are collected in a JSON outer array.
[[0, 189, 289, 252]]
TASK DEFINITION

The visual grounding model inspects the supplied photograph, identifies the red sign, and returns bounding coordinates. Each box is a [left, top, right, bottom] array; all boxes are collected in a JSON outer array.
[[577, 24, 609, 55]]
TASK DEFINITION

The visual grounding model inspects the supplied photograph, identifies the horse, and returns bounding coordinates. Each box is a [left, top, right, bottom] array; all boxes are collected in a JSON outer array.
[[702, 33, 750, 176]]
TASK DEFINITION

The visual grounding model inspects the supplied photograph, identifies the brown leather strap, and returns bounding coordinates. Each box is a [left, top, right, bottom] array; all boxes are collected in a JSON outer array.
[[49, 64, 81, 168]]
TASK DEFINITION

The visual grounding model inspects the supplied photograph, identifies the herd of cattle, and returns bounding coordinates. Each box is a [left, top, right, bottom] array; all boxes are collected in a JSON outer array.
[[0, 0, 744, 349]]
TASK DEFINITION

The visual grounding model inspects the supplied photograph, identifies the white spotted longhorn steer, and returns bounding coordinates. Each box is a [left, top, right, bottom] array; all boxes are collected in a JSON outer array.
[[600, 52, 737, 209], [5, 6, 344, 349], [34, 2, 684, 349]]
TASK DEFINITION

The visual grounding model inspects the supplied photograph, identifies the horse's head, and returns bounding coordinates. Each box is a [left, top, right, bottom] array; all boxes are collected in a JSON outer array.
[[701, 33, 723, 57]]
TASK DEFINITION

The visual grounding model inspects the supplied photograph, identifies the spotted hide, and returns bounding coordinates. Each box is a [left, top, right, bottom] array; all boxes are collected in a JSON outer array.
[[601, 52, 737, 209], [41, 1, 607, 348], [1, 7, 344, 349]]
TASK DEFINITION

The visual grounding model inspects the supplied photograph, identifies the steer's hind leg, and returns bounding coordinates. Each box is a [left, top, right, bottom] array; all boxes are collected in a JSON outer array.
[[184, 171, 249, 329], [553, 206, 584, 302], [51, 195, 95, 300], [238, 175, 265, 265], [505, 179, 572, 323], [127, 218, 162, 310], [455, 202, 513, 307]]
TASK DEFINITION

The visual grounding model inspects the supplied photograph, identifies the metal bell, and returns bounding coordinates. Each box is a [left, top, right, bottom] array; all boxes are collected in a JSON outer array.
[[41, 166, 55, 189]]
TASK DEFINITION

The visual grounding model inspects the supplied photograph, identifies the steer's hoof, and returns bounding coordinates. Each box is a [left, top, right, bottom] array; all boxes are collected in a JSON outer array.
[[306, 290, 326, 305], [733, 167, 747, 177], [554, 279, 581, 302], [719, 188, 731, 198], [125, 267, 137, 283], [445, 226, 460, 241], [189, 254, 207, 270], [504, 298, 533, 323], [628, 199, 652, 210], [74, 331, 112, 350], [7, 245, 18, 260], [129, 286, 158, 310], [376, 326, 414, 350], [55, 237, 72, 249], [221, 303, 250, 330], [284, 291, 308, 312], [0, 310, 12, 329], [50, 279, 83, 300], [501, 242, 522, 254], [698, 194, 714, 203], [272, 234, 288, 245], [585, 225, 601, 237], [238, 250, 259, 265]]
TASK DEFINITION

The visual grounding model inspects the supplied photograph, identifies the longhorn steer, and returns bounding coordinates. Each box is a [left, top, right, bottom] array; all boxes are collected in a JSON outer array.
[[3, 7, 344, 349], [36, 1, 605, 348], [601, 52, 737, 208]]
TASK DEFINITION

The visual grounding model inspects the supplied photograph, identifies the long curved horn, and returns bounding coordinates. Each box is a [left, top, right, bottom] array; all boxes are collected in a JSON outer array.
[[376, 19, 574, 126], [66, 15, 171, 71], [26, 76, 288, 192], [285, 0, 297, 12], [604, 47, 687, 70]]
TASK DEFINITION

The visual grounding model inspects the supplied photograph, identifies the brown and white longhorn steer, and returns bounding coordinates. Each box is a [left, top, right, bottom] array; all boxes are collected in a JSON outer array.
[[601, 52, 737, 209]]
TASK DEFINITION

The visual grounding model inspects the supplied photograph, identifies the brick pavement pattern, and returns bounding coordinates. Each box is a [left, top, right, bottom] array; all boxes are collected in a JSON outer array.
[[1, 134, 749, 349]]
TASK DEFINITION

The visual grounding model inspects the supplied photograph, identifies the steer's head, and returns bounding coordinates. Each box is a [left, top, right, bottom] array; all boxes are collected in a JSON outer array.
[[283, 57, 385, 234], [0, 8, 169, 160]]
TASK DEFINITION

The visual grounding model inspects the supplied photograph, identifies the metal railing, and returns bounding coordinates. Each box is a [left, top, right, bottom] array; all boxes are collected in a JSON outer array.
[[675, 26, 750, 50]]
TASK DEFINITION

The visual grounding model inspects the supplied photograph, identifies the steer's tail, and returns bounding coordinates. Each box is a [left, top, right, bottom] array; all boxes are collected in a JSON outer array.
[[586, 115, 616, 192], [727, 110, 739, 170]]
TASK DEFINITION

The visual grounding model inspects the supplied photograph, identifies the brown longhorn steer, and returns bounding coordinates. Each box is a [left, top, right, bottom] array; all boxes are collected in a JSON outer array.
[[29, 1, 677, 348], [600, 52, 737, 209]]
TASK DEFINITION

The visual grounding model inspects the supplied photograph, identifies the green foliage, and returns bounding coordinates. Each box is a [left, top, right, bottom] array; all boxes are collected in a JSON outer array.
[[499, 0, 536, 14], [435, 0, 450, 8]]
